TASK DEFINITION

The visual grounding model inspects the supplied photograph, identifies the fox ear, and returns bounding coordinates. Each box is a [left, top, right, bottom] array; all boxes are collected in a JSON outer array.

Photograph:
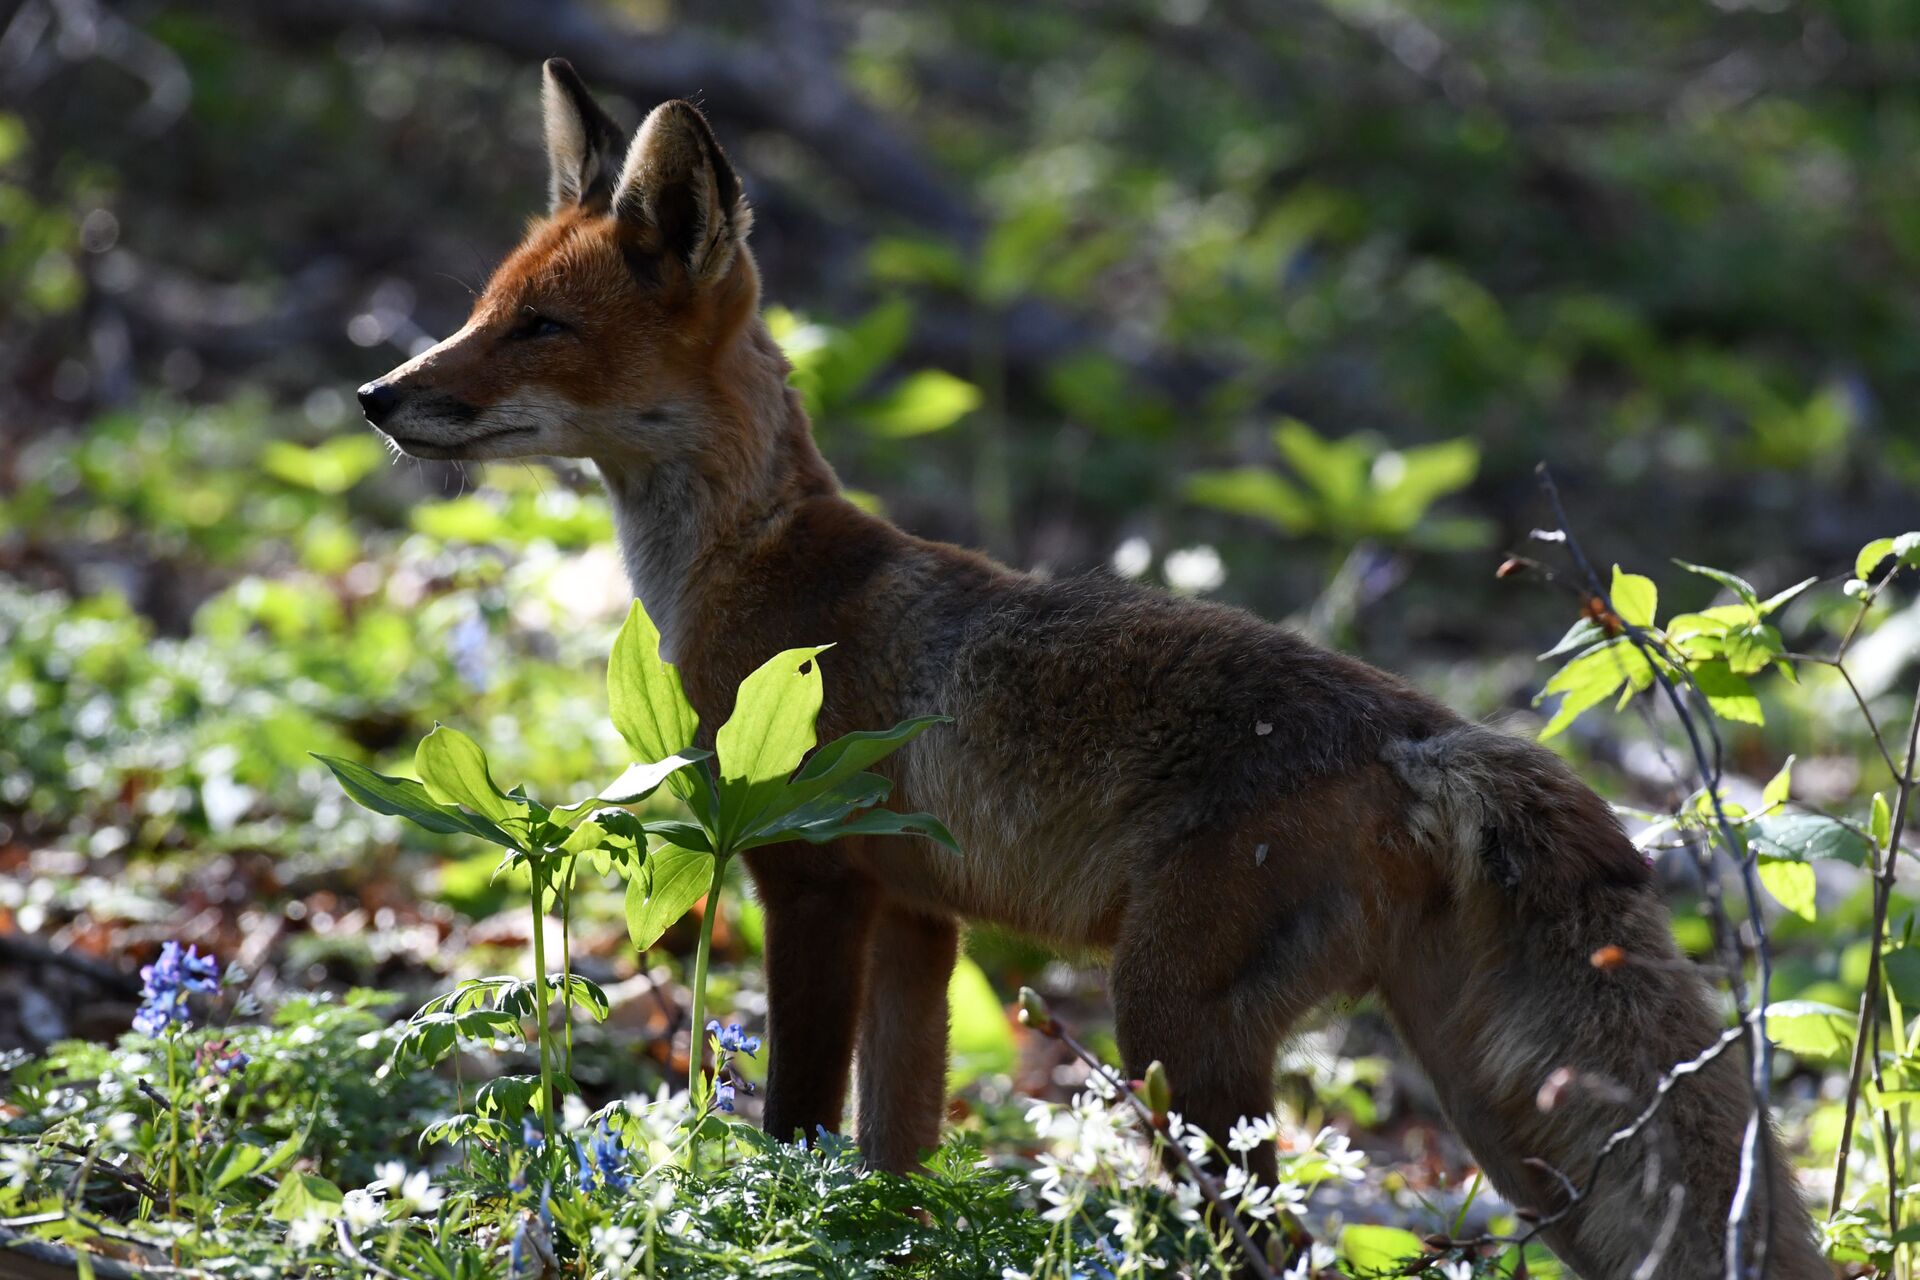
[[612, 100, 752, 279], [542, 58, 625, 212]]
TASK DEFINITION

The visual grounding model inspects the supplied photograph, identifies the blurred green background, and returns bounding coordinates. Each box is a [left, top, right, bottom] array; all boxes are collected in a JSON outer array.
[[2, 0, 1918, 1188]]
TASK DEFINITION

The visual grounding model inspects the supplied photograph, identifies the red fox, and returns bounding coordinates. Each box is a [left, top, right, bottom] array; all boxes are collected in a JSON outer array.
[[356, 60, 1824, 1278]]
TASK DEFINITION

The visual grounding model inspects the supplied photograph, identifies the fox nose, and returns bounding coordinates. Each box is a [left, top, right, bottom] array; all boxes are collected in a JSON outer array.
[[357, 380, 400, 426]]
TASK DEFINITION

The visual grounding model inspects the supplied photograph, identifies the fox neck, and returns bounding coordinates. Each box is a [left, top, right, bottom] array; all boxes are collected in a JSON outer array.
[[595, 318, 836, 662]]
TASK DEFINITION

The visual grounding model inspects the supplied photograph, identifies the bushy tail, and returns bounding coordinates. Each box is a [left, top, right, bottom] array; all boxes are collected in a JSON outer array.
[[1379, 725, 1825, 1279]]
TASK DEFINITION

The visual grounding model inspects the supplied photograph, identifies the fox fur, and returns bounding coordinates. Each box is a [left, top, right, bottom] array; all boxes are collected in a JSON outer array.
[[356, 60, 1826, 1278]]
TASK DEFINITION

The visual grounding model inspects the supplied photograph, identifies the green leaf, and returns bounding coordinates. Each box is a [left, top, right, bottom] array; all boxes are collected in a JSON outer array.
[[608, 601, 699, 764], [1762, 756, 1794, 810], [859, 369, 981, 438], [1535, 638, 1649, 738], [1872, 792, 1892, 848], [1722, 623, 1782, 676], [714, 645, 831, 845], [1857, 537, 1897, 582], [1756, 577, 1817, 617], [1748, 812, 1873, 866], [1183, 467, 1313, 532], [1340, 1223, 1426, 1271], [260, 435, 386, 494], [267, 1172, 344, 1222], [1764, 1000, 1854, 1063], [551, 750, 712, 827], [1756, 857, 1816, 922], [769, 806, 962, 852], [1538, 617, 1607, 660], [1886, 949, 1920, 1008], [1673, 559, 1759, 609], [1609, 565, 1658, 629], [775, 717, 949, 818], [1687, 660, 1763, 726], [312, 754, 516, 849], [416, 725, 520, 824], [625, 845, 715, 952], [209, 1142, 268, 1191]]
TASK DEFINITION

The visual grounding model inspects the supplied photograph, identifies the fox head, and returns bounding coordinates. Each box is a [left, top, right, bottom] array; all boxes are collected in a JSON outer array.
[[357, 61, 777, 472]]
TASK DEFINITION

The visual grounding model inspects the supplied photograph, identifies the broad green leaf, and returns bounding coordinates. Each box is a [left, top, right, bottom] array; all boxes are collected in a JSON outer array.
[[1535, 638, 1648, 737], [267, 1172, 344, 1222], [1687, 660, 1763, 726], [1873, 792, 1892, 848], [550, 750, 712, 827], [1887, 948, 1920, 1008], [1538, 616, 1606, 660], [625, 844, 714, 951], [1609, 565, 1658, 629], [551, 973, 611, 1022], [1857, 537, 1897, 581], [312, 754, 516, 849], [771, 806, 962, 852], [947, 955, 1016, 1088], [714, 644, 830, 844], [1722, 623, 1781, 676], [1340, 1223, 1425, 1271], [638, 818, 714, 854], [1673, 559, 1759, 609], [209, 1142, 267, 1191], [1183, 467, 1313, 532], [1748, 812, 1872, 865], [860, 369, 981, 438], [1764, 1000, 1854, 1062], [1756, 857, 1816, 922], [1761, 756, 1794, 810], [784, 717, 949, 810], [1756, 576, 1817, 617], [416, 725, 519, 824], [609, 601, 698, 763]]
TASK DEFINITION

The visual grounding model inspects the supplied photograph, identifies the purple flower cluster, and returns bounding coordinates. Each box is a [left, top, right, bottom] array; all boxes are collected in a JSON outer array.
[[706, 1019, 760, 1114], [705, 1020, 760, 1057], [573, 1120, 631, 1193], [133, 942, 219, 1037]]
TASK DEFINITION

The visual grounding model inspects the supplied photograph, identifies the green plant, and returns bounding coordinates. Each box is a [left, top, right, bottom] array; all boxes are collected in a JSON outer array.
[[315, 600, 957, 1165]]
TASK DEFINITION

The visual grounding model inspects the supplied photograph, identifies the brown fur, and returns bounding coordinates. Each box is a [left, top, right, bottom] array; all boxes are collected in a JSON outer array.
[[356, 62, 1826, 1279]]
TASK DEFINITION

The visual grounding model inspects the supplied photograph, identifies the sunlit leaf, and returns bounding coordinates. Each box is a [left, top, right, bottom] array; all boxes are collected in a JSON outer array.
[[625, 844, 714, 952], [416, 725, 521, 824], [312, 754, 517, 849], [1609, 565, 1658, 629], [608, 601, 699, 765], [1764, 1000, 1854, 1062], [714, 644, 830, 846], [1756, 857, 1816, 922]]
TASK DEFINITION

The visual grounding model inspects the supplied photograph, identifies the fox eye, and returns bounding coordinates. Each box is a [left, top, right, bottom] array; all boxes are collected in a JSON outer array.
[[509, 311, 568, 340]]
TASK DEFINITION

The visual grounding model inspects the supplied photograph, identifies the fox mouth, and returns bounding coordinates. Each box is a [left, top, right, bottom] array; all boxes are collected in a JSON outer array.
[[378, 424, 536, 459]]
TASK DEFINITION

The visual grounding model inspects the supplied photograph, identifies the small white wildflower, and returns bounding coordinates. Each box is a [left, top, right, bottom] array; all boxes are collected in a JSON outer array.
[[286, 1211, 333, 1249], [373, 1160, 407, 1193], [1, 1147, 43, 1189], [398, 1168, 444, 1215], [341, 1188, 385, 1233], [1106, 1205, 1137, 1240], [1437, 1262, 1473, 1280], [1001, 1269, 1033, 1280], [1227, 1114, 1276, 1153], [591, 1223, 639, 1275]]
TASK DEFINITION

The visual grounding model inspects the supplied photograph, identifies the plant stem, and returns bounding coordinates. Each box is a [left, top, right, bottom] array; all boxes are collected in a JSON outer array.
[[560, 858, 576, 1081], [686, 853, 729, 1170], [529, 858, 556, 1149]]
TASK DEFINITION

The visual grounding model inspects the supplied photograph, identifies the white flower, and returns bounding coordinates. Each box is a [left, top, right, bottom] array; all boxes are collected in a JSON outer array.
[[1164, 544, 1225, 594], [373, 1160, 407, 1193], [1001, 1270, 1033, 1280], [286, 1211, 333, 1249], [1227, 1114, 1277, 1153], [341, 1188, 385, 1233], [1437, 1262, 1473, 1280], [1111, 536, 1152, 579], [591, 1223, 639, 1275], [0, 1147, 42, 1189], [1106, 1205, 1137, 1240], [398, 1168, 444, 1215]]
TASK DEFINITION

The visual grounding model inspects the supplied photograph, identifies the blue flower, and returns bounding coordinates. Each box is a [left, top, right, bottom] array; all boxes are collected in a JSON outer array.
[[133, 942, 220, 1037], [705, 1019, 760, 1057], [574, 1121, 630, 1194], [715, 1080, 737, 1114]]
